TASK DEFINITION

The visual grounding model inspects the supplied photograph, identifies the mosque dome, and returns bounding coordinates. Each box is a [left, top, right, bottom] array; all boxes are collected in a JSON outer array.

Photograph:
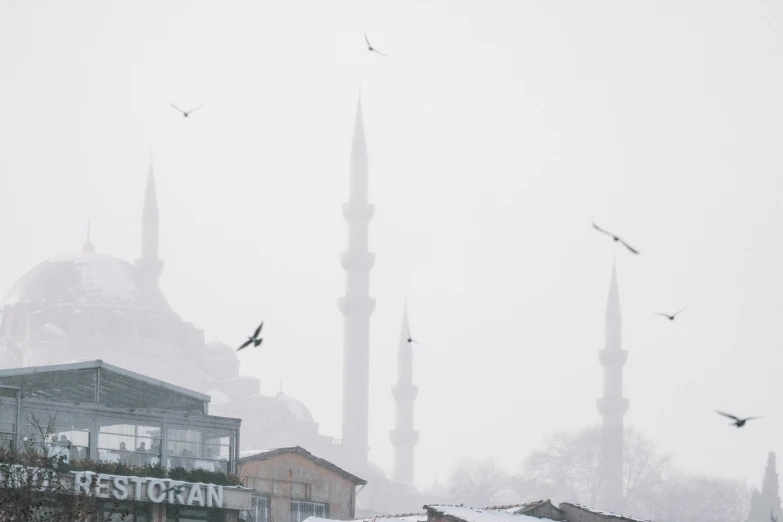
[[2, 251, 170, 311], [32, 324, 70, 345], [273, 392, 315, 423], [205, 339, 237, 361]]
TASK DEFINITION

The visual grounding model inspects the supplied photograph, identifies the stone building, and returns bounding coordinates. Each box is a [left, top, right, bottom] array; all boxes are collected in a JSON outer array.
[[237, 446, 366, 522]]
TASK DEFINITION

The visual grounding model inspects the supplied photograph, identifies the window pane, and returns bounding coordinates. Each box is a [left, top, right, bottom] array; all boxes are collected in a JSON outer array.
[[0, 369, 97, 403], [100, 370, 204, 413], [167, 425, 232, 472], [98, 416, 161, 466], [22, 407, 90, 461]]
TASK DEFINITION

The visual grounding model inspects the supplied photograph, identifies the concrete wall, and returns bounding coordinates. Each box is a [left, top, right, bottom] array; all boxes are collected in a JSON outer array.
[[239, 453, 357, 521], [525, 502, 565, 521]]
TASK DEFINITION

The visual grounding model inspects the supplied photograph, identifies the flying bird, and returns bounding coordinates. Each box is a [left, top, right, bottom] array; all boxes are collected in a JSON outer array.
[[592, 222, 640, 255], [716, 410, 762, 428], [170, 102, 204, 118], [364, 33, 387, 56], [656, 307, 687, 321], [238, 322, 263, 351]]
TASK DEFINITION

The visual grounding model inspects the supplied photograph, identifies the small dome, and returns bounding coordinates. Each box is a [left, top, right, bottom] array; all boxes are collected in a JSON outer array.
[[205, 339, 238, 361], [274, 392, 314, 423], [33, 323, 70, 345]]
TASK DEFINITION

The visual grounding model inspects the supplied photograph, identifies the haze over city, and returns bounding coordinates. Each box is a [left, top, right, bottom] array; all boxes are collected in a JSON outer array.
[[1, 0, 783, 492]]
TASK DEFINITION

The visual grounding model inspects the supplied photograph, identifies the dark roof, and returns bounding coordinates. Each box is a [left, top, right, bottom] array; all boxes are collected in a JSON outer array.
[[237, 446, 367, 485]]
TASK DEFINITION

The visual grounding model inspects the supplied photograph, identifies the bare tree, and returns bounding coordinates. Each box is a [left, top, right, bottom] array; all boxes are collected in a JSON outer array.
[[448, 457, 509, 507], [522, 425, 670, 506], [0, 415, 124, 522]]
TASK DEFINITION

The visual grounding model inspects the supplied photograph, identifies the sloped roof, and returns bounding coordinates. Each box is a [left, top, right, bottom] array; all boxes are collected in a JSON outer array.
[[237, 446, 366, 485], [558, 504, 649, 522], [424, 505, 544, 522]]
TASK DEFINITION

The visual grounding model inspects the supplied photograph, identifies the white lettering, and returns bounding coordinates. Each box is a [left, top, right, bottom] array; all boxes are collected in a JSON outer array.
[[186, 483, 205, 506], [112, 476, 128, 500], [147, 479, 166, 503], [74, 471, 91, 495], [167, 480, 186, 504], [206, 484, 223, 508], [95, 474, 111, 498], [129, 476, 144, 501]]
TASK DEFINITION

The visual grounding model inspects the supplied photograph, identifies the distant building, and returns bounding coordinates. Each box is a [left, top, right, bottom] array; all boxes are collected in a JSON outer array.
[[420, 502, 647, 522], [237, 446, 366, 522], [0, 359, 252, 521]]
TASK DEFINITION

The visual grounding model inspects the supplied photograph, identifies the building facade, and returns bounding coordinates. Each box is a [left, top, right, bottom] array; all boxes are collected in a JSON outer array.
[[0, 359, 252, 521], [237, 446, 365, 522]]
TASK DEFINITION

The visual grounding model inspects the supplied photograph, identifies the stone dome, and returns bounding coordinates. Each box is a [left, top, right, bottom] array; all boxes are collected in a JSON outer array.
[[2, 251, 170, 311], [205, 339, 238, 361], [32, 323, 70, 345], [273, 392, 314, 423]]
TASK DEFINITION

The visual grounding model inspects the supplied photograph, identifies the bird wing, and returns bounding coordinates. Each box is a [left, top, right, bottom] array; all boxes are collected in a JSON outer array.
[[186, 104, 204, 114], [170, 102, 186, 114], [364, 32, 372, 48], [253, 322, 264, 338], [238, 339, 253, 351], [716, 411, 740, 421], [673, 307, 687, 317], [620, 240, 640, 255], [655, 312, 671, 318], [744, 416, 763, 421], [372, 48, 388, 57], [592, 222, 615, 238]]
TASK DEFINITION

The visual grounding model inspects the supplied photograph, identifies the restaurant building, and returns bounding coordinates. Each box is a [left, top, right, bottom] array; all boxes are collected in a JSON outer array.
[[0, 359, 252, 521]]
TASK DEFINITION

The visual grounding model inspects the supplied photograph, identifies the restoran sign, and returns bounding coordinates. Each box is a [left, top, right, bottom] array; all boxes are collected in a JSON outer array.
[[73, 472, 224, 508]]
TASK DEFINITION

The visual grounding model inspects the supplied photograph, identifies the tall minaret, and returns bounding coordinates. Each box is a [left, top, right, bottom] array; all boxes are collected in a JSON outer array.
[[135, 161, 166, 307], [338, 98, 376, 474], [389, 300, 419, 484], [597, 261, 628, 512]]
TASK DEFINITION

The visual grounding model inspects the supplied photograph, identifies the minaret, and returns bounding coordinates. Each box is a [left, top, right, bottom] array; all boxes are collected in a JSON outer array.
[[389, 300, 419, 484], [135, 161, 164, 283], [338, 98, 376, 475], [597, 262, 628, 512]]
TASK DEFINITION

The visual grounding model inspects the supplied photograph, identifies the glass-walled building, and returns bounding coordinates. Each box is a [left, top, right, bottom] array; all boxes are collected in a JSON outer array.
[[0, 360, 240, 474]]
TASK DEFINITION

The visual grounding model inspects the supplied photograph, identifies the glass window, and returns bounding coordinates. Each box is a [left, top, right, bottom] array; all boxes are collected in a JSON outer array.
[[98, 500, 151, 522], [0, 404, 16, 452], [241, 495, 271, 522], [21, 408, 91, 462], [290, 500, 329, 522], [0, 369, 98, 404], [97, 416, 161, 467], [166, 505, 223, 522], [167, 425, 233, 473], [99, 370, 205, 414]]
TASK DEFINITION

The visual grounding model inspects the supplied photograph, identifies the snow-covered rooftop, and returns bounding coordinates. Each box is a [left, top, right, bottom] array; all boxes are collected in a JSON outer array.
[[352, 514, 427, 522], [425, 505, 545, 522]]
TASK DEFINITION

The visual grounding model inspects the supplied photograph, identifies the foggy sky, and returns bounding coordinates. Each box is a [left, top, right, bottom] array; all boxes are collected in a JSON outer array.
[[1, 0, 782, 489]]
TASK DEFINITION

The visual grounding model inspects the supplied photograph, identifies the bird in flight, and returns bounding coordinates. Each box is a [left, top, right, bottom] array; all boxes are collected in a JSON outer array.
[[656, 307, 687, 321], [716, 411, 762, 428], [170, 102, 204, 118], [592, 222, 640, 255], [238, 322, 264, 351], [364, 33, 387, 56]]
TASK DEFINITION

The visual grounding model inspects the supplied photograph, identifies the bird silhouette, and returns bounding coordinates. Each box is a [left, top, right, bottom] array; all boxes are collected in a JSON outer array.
[[364, 33, 387, 56], [238, 322, 264, 351], [716, 410, 762, 428], [656, 307, 687, 321], [592, 222, 640, 255], [170, 102, 204, 118]]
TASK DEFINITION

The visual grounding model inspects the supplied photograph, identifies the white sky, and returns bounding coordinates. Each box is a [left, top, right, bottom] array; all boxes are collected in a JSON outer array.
[[1, 0, 782, 490]]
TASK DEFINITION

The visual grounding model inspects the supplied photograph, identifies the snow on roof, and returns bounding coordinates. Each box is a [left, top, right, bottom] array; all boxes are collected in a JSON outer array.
[[352, 513, 427, 522], [559, 504, 650, 522], [425, 505, 544, 522]]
